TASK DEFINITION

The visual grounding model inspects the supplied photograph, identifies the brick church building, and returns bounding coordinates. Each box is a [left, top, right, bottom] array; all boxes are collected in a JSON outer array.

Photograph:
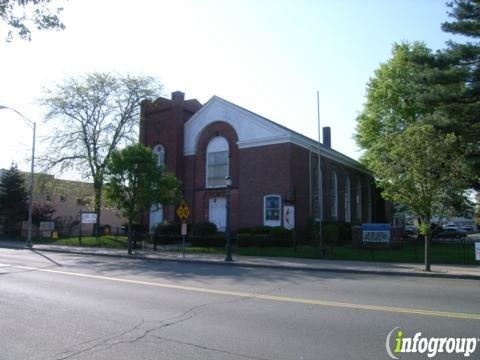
[[140, 91, 390, 234]]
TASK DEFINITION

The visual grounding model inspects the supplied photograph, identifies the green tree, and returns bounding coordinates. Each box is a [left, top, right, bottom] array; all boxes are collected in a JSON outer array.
[[31, 202, 55, 225], [40, 72, 163, 233], [1, 0, 65, 41], [410, 0, 480, 187], [356, 42, 474, 271], [104, 144, 181, 254], [355, 42, 435, 150], [363, 125, 471, 270], [0, 164, 28, 235]]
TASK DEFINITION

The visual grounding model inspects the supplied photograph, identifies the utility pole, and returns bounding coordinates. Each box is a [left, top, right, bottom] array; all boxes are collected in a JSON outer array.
[[316, 92, 324, 255]]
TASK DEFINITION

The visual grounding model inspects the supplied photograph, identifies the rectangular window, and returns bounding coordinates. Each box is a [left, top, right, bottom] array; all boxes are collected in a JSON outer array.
[[356, 181, 362, 221], [345, 177, 351, 223], [311, 159, 322, 220], [206, 150, 228, 188], [264, 195, 281, 226], [331, 172, 338, 219]]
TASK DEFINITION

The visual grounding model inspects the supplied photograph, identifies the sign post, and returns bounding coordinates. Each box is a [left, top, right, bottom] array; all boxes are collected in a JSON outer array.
[[362, 223, 391, 244], [283, 205, 296, 251], [475, 242, 480, 262], [79, 211, 97, 243], [176, 200, 190, 258]]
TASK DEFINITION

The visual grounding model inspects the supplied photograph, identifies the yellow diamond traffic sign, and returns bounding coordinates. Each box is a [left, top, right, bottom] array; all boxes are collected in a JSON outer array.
[[176, 200, 190, 223]]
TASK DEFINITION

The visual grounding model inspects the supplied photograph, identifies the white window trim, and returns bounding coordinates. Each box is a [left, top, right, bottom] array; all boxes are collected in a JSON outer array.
[[263, 194, 281, 227], [206, 137, 229, 189], [153, 144, 165, 167]]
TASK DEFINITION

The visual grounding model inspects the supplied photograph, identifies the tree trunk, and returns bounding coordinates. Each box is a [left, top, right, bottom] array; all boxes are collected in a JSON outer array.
[[93, 180, 102, 238], [127, 219, 133, 255], [424, 218, 431, 272]]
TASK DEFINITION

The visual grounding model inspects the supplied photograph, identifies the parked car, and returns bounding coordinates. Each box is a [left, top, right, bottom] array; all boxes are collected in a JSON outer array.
[[443, 224, 460, 231], [435, 226, 467, 239], [460, 225, 474, 233], [403, 225, 418, 238]]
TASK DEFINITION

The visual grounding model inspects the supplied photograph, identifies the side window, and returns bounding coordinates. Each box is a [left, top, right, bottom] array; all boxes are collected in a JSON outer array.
[[356, 180, 362, 221], [344, 176, 351, 222], [153, 144, 165, 167], [264, 195, 281, 226], [206, 137, 229, 188], [331, 171, 338, 219]]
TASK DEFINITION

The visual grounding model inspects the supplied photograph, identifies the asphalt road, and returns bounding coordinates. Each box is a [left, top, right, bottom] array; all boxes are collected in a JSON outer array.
[[0, 248, 479, 360]]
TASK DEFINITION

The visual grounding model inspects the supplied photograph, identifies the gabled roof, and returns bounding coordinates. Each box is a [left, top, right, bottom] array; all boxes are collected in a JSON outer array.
[[184, 95, 367, 173]]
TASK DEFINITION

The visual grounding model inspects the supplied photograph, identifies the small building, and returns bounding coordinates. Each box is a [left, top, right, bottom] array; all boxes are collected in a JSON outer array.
[[140, 91, 390, 235], [0, 169, 126, 236]]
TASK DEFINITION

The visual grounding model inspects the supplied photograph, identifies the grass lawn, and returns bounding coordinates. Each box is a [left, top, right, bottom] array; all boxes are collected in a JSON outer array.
[[187, 242, 479, 265], [29, 235, 478, 265], [42, 235, 129, 249]]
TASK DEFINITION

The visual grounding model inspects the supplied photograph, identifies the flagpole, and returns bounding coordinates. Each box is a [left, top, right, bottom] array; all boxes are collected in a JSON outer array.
[[317, 91, 324, 254]]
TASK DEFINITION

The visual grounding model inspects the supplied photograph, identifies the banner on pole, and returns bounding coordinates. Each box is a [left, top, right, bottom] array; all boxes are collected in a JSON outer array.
[[283, 206, 295, 230]]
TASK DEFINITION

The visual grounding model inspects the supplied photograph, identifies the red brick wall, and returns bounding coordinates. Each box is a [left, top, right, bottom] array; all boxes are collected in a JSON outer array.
[[238, 143, 291, 228], [190, 121, 240, 229], [139, 92, 201, 224], [140, 95, 388, 232]]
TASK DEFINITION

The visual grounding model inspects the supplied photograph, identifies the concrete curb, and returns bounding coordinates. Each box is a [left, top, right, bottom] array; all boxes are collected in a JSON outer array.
[[2, 243, 480, 281]]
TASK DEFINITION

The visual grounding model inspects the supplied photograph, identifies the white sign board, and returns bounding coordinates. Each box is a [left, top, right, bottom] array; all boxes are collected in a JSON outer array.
[[475, 242, 480, 261], [362, 224, 391, 243], [181, 223, 187, 236], [81, 212, 97, 224], [283, 206, 295, 230]]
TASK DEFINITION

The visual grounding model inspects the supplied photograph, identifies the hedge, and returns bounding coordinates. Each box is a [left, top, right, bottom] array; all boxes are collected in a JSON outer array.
[[190, 234, 226, 247], [191, 222, 217, 236]]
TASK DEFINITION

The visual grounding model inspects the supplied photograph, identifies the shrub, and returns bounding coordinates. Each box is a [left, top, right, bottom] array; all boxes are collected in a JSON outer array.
[[305, 217, 320, 244], [191, 221, 217, 236], [190, 234, 225, 247], [237, 227, 253, 234], [322, 221, 352, 245], [322, 223, 338, 245], [254, 234, 271, 247], [269, 226, 292, 247], [237, 233, 254, 247], [155, 223, 180, 235], [251, 225, 271, 235]]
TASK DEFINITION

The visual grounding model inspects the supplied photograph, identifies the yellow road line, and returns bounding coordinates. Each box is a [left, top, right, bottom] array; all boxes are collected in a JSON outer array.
[[9, 264, 480, 321]]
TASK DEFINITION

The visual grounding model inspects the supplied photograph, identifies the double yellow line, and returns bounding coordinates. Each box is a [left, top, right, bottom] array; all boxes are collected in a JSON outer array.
[[8, 264, 480, 321]]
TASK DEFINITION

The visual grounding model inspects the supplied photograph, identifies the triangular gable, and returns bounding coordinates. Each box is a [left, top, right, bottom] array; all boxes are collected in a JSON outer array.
[[184, 96, 290, 155], [184, 95, 366, 173]]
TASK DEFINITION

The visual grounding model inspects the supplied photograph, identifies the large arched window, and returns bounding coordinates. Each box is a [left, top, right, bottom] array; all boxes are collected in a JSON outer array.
[[331, 171, 338, 219], [206, 136, 229, 188], [153, 144, 165, 167], [356, 180, 362, 221], [344, 176, 351, 222]]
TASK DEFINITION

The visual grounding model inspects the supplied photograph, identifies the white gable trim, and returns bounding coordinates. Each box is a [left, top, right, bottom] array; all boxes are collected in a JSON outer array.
[[184, 96, 367, 173]]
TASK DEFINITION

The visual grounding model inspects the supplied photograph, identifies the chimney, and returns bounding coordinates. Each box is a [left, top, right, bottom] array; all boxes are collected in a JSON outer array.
[[171, 91, 185, 105], [322, 127, 331, 148]]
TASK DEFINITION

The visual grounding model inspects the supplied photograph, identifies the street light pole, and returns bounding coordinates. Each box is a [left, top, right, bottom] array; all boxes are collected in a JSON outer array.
[[0, 106, 36, 248], [224, 175, 233, 262], [26, 122, 36, 248]]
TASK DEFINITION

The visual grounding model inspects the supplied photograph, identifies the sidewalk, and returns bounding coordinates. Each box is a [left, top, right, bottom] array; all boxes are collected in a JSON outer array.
[[1, 239, 479, 280]]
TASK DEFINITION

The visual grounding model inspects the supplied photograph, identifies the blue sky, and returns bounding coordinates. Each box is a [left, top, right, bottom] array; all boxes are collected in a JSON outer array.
[[0, 0, 459, 179]]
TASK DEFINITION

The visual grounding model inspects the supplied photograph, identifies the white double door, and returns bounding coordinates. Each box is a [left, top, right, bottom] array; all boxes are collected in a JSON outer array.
[[208, 197, 226, 231]]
